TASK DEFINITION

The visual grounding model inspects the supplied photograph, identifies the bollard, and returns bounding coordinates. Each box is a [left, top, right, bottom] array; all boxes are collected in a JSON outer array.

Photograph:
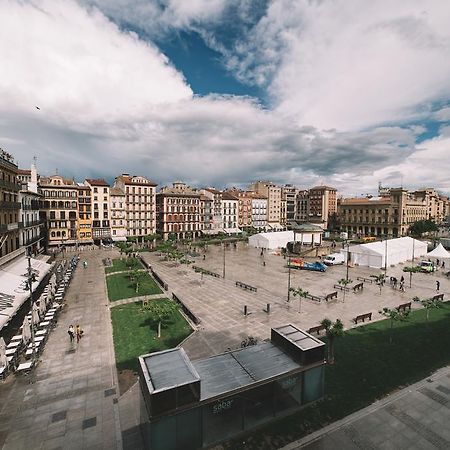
[[244, 305, 248, 316], [267, 303, 270, 314]]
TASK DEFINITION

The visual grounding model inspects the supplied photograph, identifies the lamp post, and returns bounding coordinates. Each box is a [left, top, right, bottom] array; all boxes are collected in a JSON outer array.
[[222, 241, 226, 279], [345, 240, 350, 282], [287, 252, 292, 302], [384, 234, 388, 275]]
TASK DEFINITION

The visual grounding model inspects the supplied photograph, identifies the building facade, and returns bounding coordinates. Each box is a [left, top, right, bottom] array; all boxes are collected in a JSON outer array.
[[282, 185, 298, 225], [113, 174, 157, 241], [250, 194, 267, 230], [76, 184, 93, 245], [226, 189, 253, 229], [199, 195, 213, 234], [0, 148, 21, 265], [110, 187, 127, 241], [157, 182, 201, 240], [249, 181, 282, 227], [200, 189, 223, 233], [85, 179, 111, 243], [308, 186, 337, 229], [221, 192, 239, 233], [39, 175, 78, 247]]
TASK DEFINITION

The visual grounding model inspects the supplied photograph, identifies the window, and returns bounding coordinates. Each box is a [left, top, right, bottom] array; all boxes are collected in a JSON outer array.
[[103, 188, 107, 193], [94, 188, 98, 193]]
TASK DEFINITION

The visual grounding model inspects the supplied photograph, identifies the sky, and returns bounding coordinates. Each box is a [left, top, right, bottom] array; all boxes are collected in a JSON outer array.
[[1, 0, 450, 196]]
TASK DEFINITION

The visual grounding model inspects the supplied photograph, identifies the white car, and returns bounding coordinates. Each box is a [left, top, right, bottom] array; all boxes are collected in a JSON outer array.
[[323, 253, 345, 265]]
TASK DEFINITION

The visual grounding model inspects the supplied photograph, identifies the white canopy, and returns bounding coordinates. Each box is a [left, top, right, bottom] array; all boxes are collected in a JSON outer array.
[[346, 237, 427, 268], [426, 243, 450, 259]]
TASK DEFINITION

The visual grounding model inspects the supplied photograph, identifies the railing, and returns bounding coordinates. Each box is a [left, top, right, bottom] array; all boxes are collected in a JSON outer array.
[[19, 220, 44, 228], [0, 179, 20, 191], [0, 201, 21, 210], [23, 235, 43, 246]]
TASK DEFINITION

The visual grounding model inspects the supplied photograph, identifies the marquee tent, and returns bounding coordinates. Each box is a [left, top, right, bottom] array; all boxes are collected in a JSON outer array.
[[248, 230, 320, 250], [426, 243, 450, 260], [346, 237, 427, 269]]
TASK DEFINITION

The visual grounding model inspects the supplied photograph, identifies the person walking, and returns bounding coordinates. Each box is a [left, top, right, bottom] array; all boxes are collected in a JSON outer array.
[[68, 325, 74, 342], [399, 280, 405, 292], [442, 261, 445, 269], [76, 324, 83, 343], [436, 280, 440, 292]]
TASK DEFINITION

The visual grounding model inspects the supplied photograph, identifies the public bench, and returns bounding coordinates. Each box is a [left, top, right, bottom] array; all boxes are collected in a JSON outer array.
[[432, 293, 444, 301], [235, 281, 257, 293], [353, 312, 372, 324], [357, 276, 373, 284], [396, 302, 411, 312], [353, 282, 364, 292], [324, 291, 338, 301], [192, 266, 221, 278], [308, 324, 327, 335], [305, 292, 322, 302], [334, 284, 350, 292]]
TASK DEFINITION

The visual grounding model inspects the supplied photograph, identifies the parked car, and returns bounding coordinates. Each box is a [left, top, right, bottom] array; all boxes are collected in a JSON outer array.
[[417, 261, 435, 273], [323, 253, 345, 265]]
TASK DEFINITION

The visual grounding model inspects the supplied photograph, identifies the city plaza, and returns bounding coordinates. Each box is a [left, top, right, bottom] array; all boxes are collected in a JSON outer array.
[[0, 241, 449, 449]]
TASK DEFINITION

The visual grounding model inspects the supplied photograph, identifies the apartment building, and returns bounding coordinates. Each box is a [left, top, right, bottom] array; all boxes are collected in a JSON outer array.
[[157, 182, 201, 240], [282, 185, 298, 225], [249, 193, 267, 229], [249, 181, 282, 228], [85, 179, 111, 242], [77, 184, 93, 245], [39, 175, 78, 247], [225, 189, 253, 229], [199, 188, 223, 233], [339, 187, 439, 237], [295, 190, 310, 223], [308, 185, 337, 229], [221, 191, 239, 233], [18, 163, 44, 255], [199, 195, 213, 234], [113, 174, 157, 241], [412, 188, 448, 224], [0, 148, 21, 265], [110, 187, 127, 241]]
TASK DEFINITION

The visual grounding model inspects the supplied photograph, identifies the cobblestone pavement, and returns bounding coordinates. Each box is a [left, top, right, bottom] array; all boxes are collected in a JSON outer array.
[[0, 250, 122, 450], [142, 242, 450, 360], [282, 364, 450, 450]]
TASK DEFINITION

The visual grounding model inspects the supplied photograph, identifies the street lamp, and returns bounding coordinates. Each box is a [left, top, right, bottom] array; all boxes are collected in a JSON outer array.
[[287, 252, 292, 302], [345, 240, 350, 282], [27, 250, 36, 362], [222, 241, 226, 279]]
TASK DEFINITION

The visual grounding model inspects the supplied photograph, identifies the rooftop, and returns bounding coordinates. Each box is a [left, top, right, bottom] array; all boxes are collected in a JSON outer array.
[[85, 178, 110, 187]]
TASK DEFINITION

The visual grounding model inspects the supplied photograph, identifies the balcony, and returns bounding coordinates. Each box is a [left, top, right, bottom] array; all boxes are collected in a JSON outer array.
[[19, 219, 45, 228], [0, 201, 21, 210], [0, 179, 20, 191], [23, 235, 43, 247]]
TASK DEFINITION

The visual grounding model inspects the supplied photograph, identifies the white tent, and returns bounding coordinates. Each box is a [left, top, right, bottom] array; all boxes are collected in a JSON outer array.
[[426, 243, 450, 259], [346, 237, 427, 268], [0, 337, 7, 369], [248, 231, 295, 249]]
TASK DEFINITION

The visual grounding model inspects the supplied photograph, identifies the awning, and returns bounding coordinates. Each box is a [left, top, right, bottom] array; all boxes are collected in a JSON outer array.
[[224, 228, 243, 234], [112, 236, 127, 242]]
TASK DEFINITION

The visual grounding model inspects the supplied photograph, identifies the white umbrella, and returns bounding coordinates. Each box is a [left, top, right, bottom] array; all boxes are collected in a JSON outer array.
[[0, 337, 7, 369], [22, 317, 31, 344], [32, 302, 40, 325]]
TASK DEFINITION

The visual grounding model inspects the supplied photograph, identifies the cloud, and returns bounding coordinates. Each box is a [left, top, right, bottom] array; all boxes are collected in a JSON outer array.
[[0, 0, 192, 126]]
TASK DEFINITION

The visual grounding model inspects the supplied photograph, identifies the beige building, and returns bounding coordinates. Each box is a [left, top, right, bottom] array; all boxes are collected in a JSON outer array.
[[39, 175, 78, 247], [225, 189, 253, 229], [282, 185, 298, 225], [0, 148, 21, 265], [199, 188, 223, 233], [113, 174, 157, 241], [199, 194, 213, 234], [110, 187, 127, 241], [249, 193, 267, 230], [295, 190, 310, 223], [308, 185, 337, 229], [85, 179, 111, 243], [157, 182, 201, 240], [249, 181, 282, 228], [339, 187, 445, 237], [77, 184, 93, 245]]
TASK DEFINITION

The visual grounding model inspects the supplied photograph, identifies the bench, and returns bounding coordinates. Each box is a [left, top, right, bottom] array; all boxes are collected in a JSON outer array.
[[353, 312, 372, 324], [308, 324, 327, 335], [334, 284, 350, 292], [235, 281, 257, 293], [396, 302, 411, 312], [324, 291, 338, 301], [357, 276, 373, 284], [353, 282, 364, 292], [432, 293, 444, 301], [305, 293, 322, 302]]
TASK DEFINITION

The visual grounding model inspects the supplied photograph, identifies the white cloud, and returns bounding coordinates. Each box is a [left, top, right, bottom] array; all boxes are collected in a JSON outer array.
[[222, 0, 450, 131], [0, 0, 192, 126]]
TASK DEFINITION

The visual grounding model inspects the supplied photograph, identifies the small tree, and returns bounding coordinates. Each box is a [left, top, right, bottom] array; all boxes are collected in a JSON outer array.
[[409, 220, 438, 237], [144, 233, 160, 249], [337, 278, 353, 302], [130, 269, 144, 293], [413, 296, 443, 322], [320, 318, 344, 364], [290, 287, 309, 313], [143, 301, 178, 338], [241, 336, 258, 348], [379, 307, 409, 344], [403, 266, 421, 288]]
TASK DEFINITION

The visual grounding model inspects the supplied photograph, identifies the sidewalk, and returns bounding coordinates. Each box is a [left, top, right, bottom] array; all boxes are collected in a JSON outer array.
[[0, 251, 122, 449], [282, 364, 450, 450]]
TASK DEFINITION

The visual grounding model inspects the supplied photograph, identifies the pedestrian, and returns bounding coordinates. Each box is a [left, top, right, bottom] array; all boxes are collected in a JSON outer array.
[[399, 280, 405, 292], [400, 275, 404, 284], [436, 280, 440, 292], [68, 325, 74, 342], [437, 259, 440, 267], [263, 261, 266, 267], [442, 261, 445, 269], [76, 324, 83, 343], [203, 254, 206, 261], [83, 261, 87, 269]]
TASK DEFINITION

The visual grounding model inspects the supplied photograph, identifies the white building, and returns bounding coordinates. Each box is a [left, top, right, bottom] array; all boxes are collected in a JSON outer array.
[[221, 192, 240, 233], [250, 194, 267, 230], [110, 187, 127, 241], [85, 179, 111, 242]]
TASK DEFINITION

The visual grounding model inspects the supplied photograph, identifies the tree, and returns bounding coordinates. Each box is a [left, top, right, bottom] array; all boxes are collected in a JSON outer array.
[[337, 278, 353, 302], [290, 287, 309, 313], [320, 318, 344, 364], [409, 220, 438, 237], [379, 307, 409, 344], [403, 266, 421, 288], [130, 268, 144, 293], [241, 336, 258, 347], [143, 301, 178, 338], [144, 233, 160, 249], [413, 296, 443, 322]]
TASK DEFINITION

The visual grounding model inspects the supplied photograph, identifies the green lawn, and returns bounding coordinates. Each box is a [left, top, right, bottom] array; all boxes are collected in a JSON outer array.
[[105, 257, 143, 274], [106, 271, 162, 301], [111, 299, 192, 373], [225, 303, 450, 449]]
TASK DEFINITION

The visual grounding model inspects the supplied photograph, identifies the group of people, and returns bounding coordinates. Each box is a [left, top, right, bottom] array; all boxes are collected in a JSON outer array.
[[389, 275, 406, 291], [68, 324, 83, 343]]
